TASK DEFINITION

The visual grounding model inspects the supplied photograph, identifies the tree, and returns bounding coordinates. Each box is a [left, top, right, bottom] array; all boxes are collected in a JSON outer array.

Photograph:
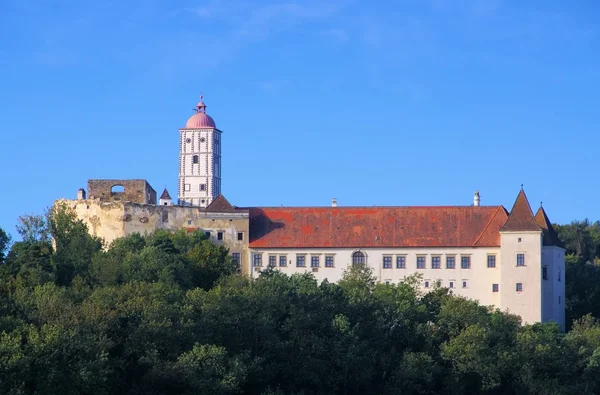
[[48, 202, 103, 285], [0, 226, 10, 265], [16, 214, 50, 243]]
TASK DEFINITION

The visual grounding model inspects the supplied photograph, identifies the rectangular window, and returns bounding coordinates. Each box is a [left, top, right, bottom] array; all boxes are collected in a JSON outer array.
[[237, 232, 244, 241], [279, 256, 287, 267], [325, 256, 334, 267], [487, 255, 496, 268], [432, 256, 441, 269], [492, 284, 499, 292], [396, 256, 406, 269], [417, 256, 426, 269], [200, 184, 206, 191], [311, 256, 320, 267], [232, 253, 240, 267], [461, 256, 471, 269], [542, 266, 548, 280], [204, 231, 211, 238], [383, 256, 392, 269], [296, 255, 306, 267], [185, 184, 191, 192], [446, 256, 456, 269], [253, 254, 262, 267], [192, 155, 199, 164], [462, 280, 468, 288], [217, 232, 223, 240], [558, 268, 561, 282], [424, 280, 430, 288], [449, 281, 454, 289], [517, 253, 525, 266], [267, 256, 275, 267], [516, 283, 523, 292], [385, 280, 391, 285], [436, 280, 441, 288]]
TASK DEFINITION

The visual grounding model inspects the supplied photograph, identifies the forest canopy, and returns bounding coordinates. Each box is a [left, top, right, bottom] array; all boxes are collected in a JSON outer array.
[[1, 207, 600, 394]]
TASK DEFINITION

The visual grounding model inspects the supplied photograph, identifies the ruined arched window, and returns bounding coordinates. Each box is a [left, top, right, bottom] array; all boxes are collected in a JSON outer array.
[[111, 185, 125, 194], [352, 251, 365, 267]]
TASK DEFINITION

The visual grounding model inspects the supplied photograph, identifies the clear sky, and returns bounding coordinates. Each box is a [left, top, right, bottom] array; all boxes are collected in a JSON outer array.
[[1, 0, 599, 240]]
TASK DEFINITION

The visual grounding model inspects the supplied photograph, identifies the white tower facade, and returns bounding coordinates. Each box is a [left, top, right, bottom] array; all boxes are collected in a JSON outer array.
[[178, 96, 222, 207]]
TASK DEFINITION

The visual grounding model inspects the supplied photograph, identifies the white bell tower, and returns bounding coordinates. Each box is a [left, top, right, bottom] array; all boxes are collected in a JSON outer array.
[[178, 96, 222, 207]]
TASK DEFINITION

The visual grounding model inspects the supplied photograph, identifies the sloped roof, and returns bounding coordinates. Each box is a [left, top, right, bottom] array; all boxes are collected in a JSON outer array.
[[160, 188, 172, 200], [474, 206, 510, 246], [206, 195, 238, 213], [249, 206, 506, 248], [535, 206, 562, 247], [500, 190, 541, 232]]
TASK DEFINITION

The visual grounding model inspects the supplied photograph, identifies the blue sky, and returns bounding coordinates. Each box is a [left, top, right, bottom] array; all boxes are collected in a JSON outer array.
[[1, 0, 599, 239]]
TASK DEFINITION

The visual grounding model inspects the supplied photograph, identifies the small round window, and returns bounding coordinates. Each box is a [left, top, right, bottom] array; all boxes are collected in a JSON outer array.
[[185, 138, 192, 144], [200, 137, 206, 143]]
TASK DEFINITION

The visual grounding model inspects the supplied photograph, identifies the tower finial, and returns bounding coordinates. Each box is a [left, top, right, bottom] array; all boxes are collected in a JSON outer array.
[[194, 94, 207, 113], [521, 184, 524, 190], [540, 201, 543, 208]]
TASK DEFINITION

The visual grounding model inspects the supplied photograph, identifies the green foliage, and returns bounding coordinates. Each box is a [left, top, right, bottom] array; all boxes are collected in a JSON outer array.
[[555, 220, 600, 262], [0, 226, 10, 265], [556, 220, 600, 328], [16, 214, 51, 243], [6, 211, 600, 393]]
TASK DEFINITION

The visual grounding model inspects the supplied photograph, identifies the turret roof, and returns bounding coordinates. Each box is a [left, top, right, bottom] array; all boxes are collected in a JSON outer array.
[[535, 206, 563, 246], [500, 189, 541, 232], [160, 188, 172, 200]]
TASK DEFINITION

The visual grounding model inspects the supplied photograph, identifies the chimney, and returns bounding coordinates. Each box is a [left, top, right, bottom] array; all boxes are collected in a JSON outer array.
[[332, 198, 337, 207], [474, 190, 480, 207]]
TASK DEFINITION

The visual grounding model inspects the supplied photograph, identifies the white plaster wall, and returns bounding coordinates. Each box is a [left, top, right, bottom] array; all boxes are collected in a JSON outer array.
[[249, 247, 502, 308], [541, 247, 554, 323], [179, 128, 221, 207], [499, 231, 543, 325], [544, 246, 566, 330]]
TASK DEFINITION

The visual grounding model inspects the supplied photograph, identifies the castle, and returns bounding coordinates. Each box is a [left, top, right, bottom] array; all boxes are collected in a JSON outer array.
[[58, 96, 566, 329]]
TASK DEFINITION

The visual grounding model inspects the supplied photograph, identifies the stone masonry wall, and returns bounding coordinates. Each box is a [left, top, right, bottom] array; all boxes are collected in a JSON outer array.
[[87, 180, 157, 204]]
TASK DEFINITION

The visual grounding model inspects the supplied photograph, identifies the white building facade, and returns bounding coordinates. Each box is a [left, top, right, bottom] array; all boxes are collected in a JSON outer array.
[[178, 97, 222, 207], [247, 191, 566, 329]]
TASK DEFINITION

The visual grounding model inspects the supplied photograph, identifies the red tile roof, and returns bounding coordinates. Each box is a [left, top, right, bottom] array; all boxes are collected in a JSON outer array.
[[249, 206, 507, 248], [500, 190, 541, 232], [206, 195, 240, 213]]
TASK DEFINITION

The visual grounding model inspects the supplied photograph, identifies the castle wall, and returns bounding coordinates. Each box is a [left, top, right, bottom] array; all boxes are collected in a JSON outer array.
[[58, 199, 249, 273], [87, 180, 157, 204], [249, 246, 502, 308], [499, 231, 543, 325]]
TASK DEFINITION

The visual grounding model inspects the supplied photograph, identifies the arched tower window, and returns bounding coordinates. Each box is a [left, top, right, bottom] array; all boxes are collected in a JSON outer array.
[[352, 251, 365, 267]]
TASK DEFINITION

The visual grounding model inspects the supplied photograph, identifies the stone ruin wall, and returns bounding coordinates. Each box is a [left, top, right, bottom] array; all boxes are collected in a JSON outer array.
[[55, 199, 251, 274], [87, 179, 157, 204]]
